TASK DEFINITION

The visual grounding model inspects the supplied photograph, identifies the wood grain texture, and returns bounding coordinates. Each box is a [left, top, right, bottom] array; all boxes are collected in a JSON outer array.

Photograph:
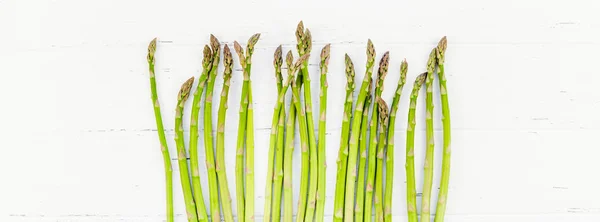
[[1, 0, 599, 221]]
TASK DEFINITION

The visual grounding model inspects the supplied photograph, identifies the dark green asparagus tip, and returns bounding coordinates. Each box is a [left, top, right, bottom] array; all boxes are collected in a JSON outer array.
[[367, 39, 375, 63], [210, 34, 220, 52], [178, 77, 195, 102], [147, 38, 157, 63], [377, 51, 390, 85], [274, 45, 283, 68], [223, 45, 233, 76], [203, 45, 213, 68], [400, 59, 408, 85], [286, 50, 294, 68], [427, 48, 437, 74], [436, 36, 447, 64]]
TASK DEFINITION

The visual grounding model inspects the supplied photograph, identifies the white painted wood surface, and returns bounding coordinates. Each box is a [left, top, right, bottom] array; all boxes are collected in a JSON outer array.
[[1, 0, 600, 221]]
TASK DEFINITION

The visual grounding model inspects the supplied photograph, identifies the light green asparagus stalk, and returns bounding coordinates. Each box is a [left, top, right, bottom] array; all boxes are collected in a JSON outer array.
[[421, 48, 438, 222], [146, 38, 174, 222], [264, 45, 283, 222], [374, 98, 389, 222], [406, 73, 426, 222], [174, 77, 200, 222], [364, 51, 389, 222], [315, 44, 330, 222], [216, 44, 235, 222], [283, 51, 297, 222], [333, 54, 356, 222], [291, 66, 311, 222], [383, 60, 408, 222], [374, 53, 390, 222], [233, 40, 247, 222], [190, 45, 213, 222], [434, 37, 451, 222], [354, 83, 372, 222], [244, 34, 261, 222], [204, 35, 221, 222], [344, 40, 376, 221]]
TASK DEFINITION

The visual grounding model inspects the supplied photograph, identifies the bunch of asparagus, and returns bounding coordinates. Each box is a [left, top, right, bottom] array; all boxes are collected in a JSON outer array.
[[263, 21, 331, 222], [405, 37, 451, 222], [145, 30, 451, 222]]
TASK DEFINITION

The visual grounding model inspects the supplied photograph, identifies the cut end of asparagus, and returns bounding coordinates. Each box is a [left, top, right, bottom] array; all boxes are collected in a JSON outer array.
[[320, 44, 331, 72], [224, 45, 233, 76], [436, 36, 447, 64], [377, 51, 390, 89], [147, 38, 157, 64], [203, 45, 214, 68], [400, 59, 408, 85], [427, 48, 437, 74], [178, 77, 195, 102], [367, 39, 375, 64]]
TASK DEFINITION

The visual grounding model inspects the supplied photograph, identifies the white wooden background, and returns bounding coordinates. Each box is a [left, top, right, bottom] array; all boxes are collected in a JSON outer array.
[[1, 0, 600, 221]]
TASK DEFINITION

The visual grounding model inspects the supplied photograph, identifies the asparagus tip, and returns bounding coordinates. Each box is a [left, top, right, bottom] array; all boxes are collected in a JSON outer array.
[[377, 51, 390, 82], [210, 34, 220, 51], [203, 45, 213, 67], [296, 21, 305, 40], [274, 45, 283, 67], [178, 76, 195, 101], [416, 72, 427, 85], [147, 38, 157, 63], [304, 29, 312, 53], [377, 97, 389, 125], [400, 59, 408, 84], [367, 39, 375, 62], [436, 36, 447, 64], [320, 44, 331, 67], [427, 48, 437, 73], [286, 50, 294, 68], [224, 45, 233, 75]]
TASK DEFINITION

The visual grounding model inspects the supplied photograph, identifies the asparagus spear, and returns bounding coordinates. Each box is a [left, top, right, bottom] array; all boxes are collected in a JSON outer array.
[[434, 37, 452, 222], [174, 77, 200, 222], [383, 60, 408, 222], [264, 46, 284, 222], [374, 98, 389, 222], [354, 84, 372, 222], [283, 51, 297, 222], [245, 34, 261, 222], [364, 51, 389, 222], [291, 64, 311, 222], [421, 48, 438, 222], [189, 45, 213, 222], [406, 73, 426, 222], [146, 38, 174, 222], [315, 44, 330, 222], [216, 45, 235, 222], [203, 35, 221, 222], [333, 54, 356, 222], [233, 41, 247, 222], [344, 40, 376, 221]]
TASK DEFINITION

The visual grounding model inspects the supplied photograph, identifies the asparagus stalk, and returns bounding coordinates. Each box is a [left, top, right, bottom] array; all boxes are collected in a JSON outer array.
[[344, 40, 376, 220], [232, 34, 260, 222], [364, 51, 389, 222], [203, 35, 221, 222], [315, 44, 331, 222], [406, 73, 426, 222], [216, 45, 235, 222], [190, 45, 213, 222], [434, 37, 451, 222], [233, 41, 248, 222], [374, 98, 389, 222], [174, 77, 200, 222], [421, 48, 438, 222], [281, 52, 309, 222], [354, 84, 372, 222], [291, 65, 311, 222], [146, 38, 174, 222], [383, 60, 408, 222], [245, 34, 261, 222], [264, 46, 284, 222], [333, 54, 356, 222], [272, 101, 286, 222]]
